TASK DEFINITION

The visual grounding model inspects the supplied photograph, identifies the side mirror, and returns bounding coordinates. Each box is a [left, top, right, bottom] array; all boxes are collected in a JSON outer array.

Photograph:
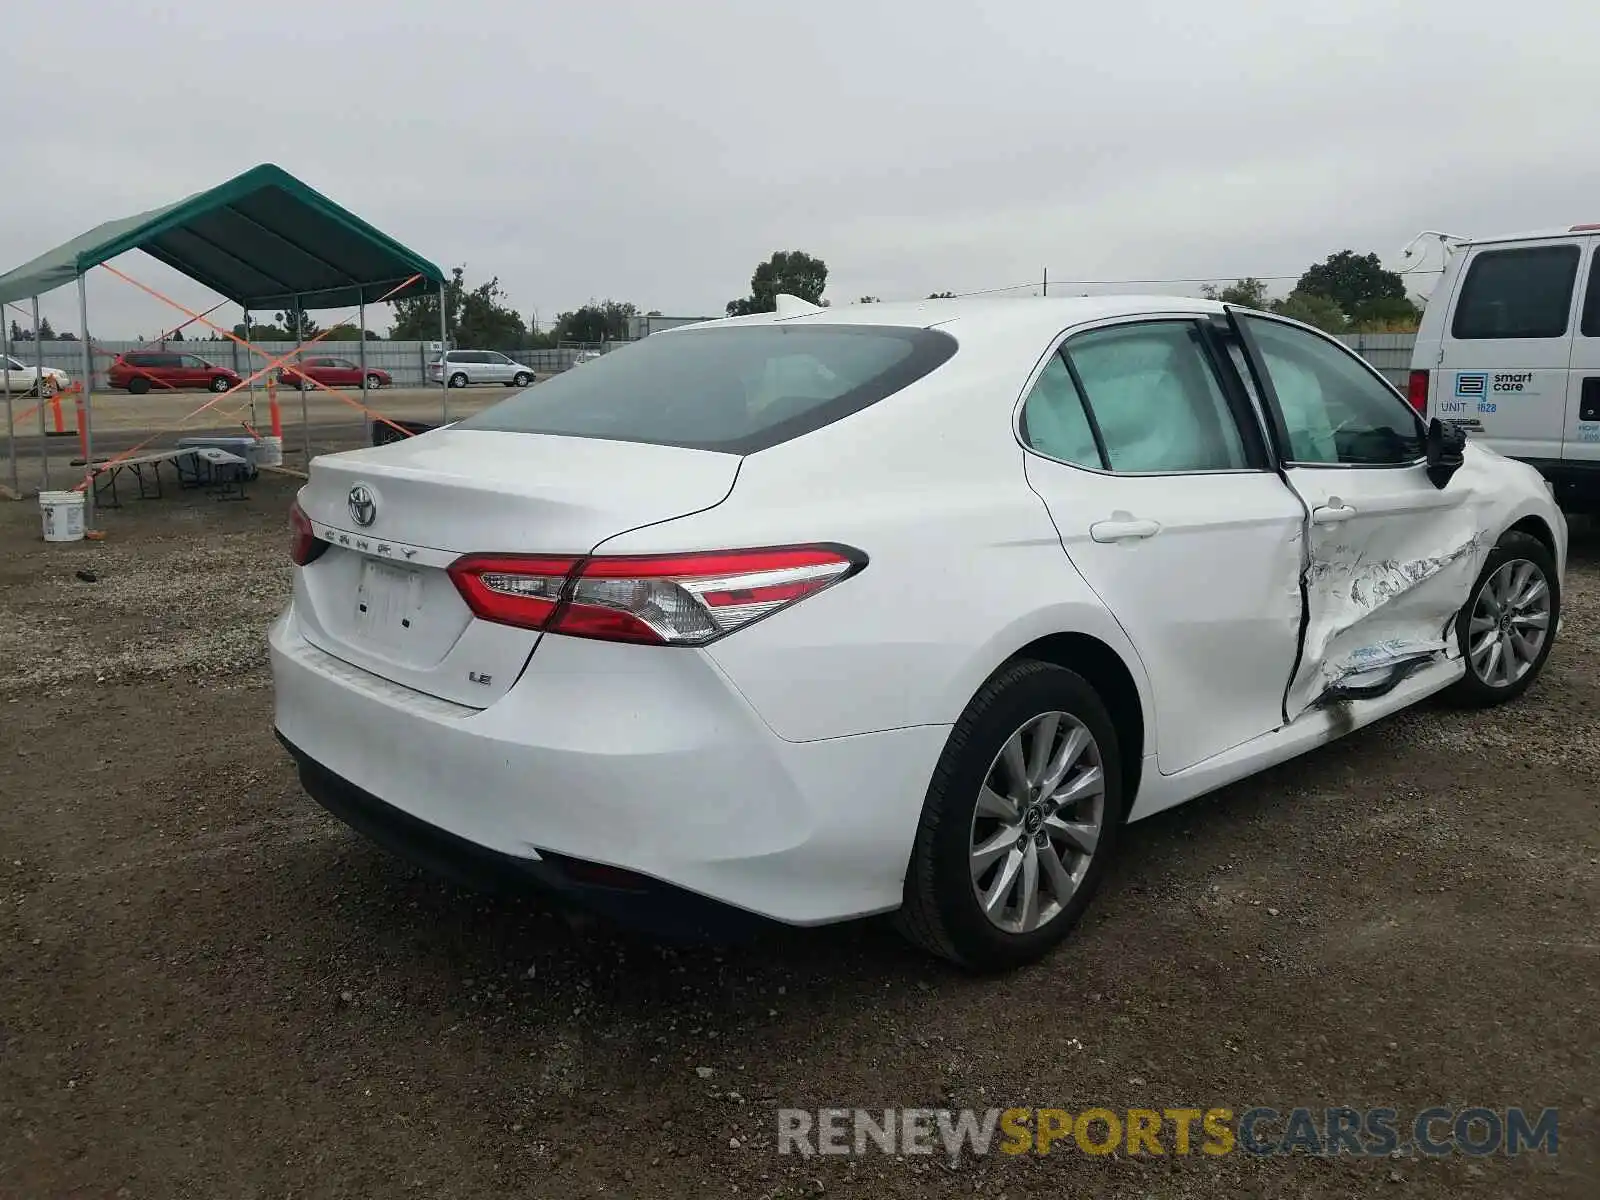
[[1426, 417, 1467, 489]]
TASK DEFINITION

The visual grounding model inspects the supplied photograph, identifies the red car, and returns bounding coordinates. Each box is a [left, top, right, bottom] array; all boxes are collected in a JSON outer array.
[[107, 351, 243, 394], [278, 357, 391, 390]]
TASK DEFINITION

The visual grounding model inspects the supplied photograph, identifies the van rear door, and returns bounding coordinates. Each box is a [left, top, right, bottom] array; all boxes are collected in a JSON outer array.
[[1435, 234, 1584, 465], [1563, 239, 1600, 471]]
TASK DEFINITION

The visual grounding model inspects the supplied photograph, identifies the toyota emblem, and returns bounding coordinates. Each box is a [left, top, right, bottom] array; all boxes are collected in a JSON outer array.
[[348, 485, 377, 527]]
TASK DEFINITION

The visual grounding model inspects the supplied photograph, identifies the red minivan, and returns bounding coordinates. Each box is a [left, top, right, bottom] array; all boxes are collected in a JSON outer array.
[[108, 351, 242, 394], [277, 356, 391, 389]]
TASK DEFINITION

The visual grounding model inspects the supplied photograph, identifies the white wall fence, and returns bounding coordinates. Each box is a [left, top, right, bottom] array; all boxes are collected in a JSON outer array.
[[5, 331, 1421, 392]]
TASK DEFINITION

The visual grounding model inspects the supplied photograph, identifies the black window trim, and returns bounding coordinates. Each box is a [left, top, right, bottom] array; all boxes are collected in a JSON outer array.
[[1013, 315, 1273, 478], [1580, 239, 1600, 339], [1450, 242, 1582, 342], [1226, 308, 1429, 471]]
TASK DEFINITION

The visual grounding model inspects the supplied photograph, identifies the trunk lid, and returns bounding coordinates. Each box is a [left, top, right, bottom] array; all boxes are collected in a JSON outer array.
[[292, 428, 740, 706]]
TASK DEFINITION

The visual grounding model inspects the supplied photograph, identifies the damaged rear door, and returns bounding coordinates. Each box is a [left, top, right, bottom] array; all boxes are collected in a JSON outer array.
[[1229, 312, 1493, 718]]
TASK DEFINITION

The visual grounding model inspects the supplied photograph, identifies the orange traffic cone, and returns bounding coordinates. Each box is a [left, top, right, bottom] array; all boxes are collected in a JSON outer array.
[[73, 387, 88, 462], [267, 375, 283, 439], [44, 383, 74, 438]]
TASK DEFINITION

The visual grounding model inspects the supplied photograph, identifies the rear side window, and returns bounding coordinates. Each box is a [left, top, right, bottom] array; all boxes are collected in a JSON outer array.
[[1019, 354, 1100, 467], [454, 325, 957, 454], [1060, 322, 1250, 473], [1451, 245, 1580, 339]]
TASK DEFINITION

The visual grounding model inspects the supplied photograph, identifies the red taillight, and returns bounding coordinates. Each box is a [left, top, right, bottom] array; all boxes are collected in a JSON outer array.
[[446, 555, 581, 630], [289, 499, 327, 566], [447, 545, 864, 645], [1406, 369, 1429, 414]]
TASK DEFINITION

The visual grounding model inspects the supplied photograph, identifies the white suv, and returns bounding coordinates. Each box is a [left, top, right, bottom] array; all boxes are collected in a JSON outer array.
[[428, 350, 535, 389], [1409, 223, 1600, 511]]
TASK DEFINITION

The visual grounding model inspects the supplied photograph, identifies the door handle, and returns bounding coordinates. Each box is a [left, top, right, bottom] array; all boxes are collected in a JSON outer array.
[[1312, 503, 1357, 525], [1089, 517, 1161, 543], [1580, 377, 1600, 423]]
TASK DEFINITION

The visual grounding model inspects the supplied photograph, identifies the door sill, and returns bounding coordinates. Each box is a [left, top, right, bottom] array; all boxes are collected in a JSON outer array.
[[1128, 656, 1463, 821]]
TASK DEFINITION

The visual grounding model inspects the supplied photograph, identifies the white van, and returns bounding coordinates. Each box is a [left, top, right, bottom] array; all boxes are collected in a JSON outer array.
[[1410, 223, 1600, 511]]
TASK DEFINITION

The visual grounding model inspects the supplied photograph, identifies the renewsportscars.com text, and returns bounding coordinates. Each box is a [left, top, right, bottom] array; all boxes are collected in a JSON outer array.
[[777, 1105, 1559, 1158]]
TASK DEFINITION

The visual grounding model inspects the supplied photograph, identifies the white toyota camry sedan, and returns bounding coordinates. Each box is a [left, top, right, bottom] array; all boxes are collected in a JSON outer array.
[[270, 294, 1565, 971]]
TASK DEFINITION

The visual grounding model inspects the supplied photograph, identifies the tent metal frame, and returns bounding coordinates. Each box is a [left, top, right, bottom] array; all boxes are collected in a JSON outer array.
[[0, 164, 448, 527]]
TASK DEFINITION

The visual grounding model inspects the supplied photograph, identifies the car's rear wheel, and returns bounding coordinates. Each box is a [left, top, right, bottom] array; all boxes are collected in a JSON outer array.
[[449, 372, 468, 389], [896, 658, 1124, 972], [209, 376, 231, 393], [1445, 530, 1559, 707], [366, 373, 384, 390], [127, 376, 150, 395], [513, 372, 532, 387]]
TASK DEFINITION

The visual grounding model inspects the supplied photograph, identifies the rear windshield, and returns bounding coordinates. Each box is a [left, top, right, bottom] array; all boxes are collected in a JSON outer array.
[[452, 324, 958, 453]]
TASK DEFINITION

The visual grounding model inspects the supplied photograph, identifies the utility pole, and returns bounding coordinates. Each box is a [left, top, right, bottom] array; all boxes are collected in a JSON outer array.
[[1043, 267, 1049, 297]]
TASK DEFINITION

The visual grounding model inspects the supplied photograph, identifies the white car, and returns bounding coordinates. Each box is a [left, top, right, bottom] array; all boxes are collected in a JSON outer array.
[[427, 350, 535, 389], [0, 354, 70, 396], [271, 295, 1566, 970]]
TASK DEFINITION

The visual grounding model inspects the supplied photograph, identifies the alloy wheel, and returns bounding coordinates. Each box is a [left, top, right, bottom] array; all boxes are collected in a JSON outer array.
[[969, 711, 1105, 935], [1467, 558, 1551, 688]]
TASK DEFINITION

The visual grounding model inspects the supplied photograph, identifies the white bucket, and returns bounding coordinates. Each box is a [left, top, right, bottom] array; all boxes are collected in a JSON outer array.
[[255, 436, 283, 467], [39, 490, 85, 542]]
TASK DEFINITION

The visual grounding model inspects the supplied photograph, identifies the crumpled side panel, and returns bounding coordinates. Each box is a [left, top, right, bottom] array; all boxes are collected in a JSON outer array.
[[1284, 469, 1498, 720]]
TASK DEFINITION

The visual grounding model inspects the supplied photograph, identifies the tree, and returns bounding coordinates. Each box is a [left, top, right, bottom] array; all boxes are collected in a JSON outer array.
[[169, 326, 185, 342], [233, 320, 292, 341], [1269, 290, 1347, 333], [927, 291, 956, 299], [460, 275, 531, 347], [390, 268, 464, 341], [1200, 277, 1269, 308], [1296, 251, 1413, 325], [275, 305, 319, 340], [726, 250, 829, 315], [858, 295, 881, 304], [56, 330, 77, 341], [553, 300, 637, 344], [1347, 294, 1423, 332], [389, 266, 528, 348]]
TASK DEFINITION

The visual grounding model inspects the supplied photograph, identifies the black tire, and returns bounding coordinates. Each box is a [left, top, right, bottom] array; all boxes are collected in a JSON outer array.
[[1443, 530, 1560, 708], [896, 658, 1125, 972], [449, 372, 468, 389], [209, 376, 231, 393], [127, 376, 150, 395], [513, 372, 532, 387], [366, 373, 384, 390]]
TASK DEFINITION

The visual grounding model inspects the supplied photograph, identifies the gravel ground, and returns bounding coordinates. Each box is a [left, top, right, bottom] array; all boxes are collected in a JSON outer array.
[[1, 474, 1596, 1199]]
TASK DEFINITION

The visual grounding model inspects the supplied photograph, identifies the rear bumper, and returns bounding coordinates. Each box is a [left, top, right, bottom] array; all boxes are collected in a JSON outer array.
[[278, 731, 782, 938], [268, 608, 946, 926]]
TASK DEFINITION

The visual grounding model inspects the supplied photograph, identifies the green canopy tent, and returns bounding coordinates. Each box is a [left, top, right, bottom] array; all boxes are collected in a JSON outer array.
[[0, 163, 448, 519]]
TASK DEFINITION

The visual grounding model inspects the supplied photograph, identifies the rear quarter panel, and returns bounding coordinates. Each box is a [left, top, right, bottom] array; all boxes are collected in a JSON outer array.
[[588, 342, 1158, 746]]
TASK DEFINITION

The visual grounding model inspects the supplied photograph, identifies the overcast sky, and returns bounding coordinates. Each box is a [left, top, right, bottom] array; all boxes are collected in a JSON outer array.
[[4, 0, 1598, 340]]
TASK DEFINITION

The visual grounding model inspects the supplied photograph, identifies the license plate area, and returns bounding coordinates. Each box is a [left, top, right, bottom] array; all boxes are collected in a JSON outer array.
[[354, 559, 423, 646]]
